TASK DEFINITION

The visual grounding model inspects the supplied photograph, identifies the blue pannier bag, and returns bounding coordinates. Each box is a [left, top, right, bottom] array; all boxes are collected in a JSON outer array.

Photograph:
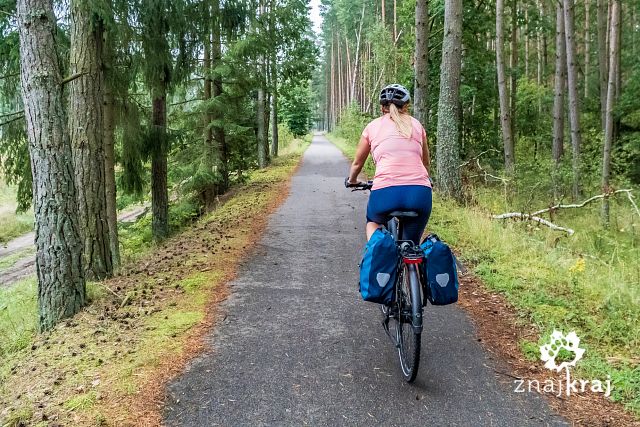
[[359, 228, 398, 304], [420, 234, 459, 305]]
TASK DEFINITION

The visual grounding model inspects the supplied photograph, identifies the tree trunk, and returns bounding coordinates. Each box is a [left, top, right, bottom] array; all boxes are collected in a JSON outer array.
[[497, 0, 515, 174], [536, 0, 543, 115], [602, 0, 620, 227], [256, 0, 268, 168], [212, 0, 228, 191], [563, 0, 583, 199], [414, 0, 429, 126], [270, 56, 279, 158], [382, 0, 386, 27], [436, 0, 463, 200], [102, 9, 120, 272], [103, 85, 120, 272], [351, 5, 366, 106], [525, 6, 530, 78], [542, 4, 549, 83], [18, 0, 86, 331], [393, 0, 397, 42], [257, 86, 267, 167], [597, 0, 608, 129], [553, 1, 567, 166], [330, 35, 336, 129], [203, 9, 216, 210], [69, 0, 112, 280], [151, 89, 169, 240], [584, 0, 590, 99], [510, 0, 518, 145]]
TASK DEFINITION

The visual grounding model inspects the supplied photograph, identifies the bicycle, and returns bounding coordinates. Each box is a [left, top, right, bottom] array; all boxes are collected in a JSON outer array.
[[347, 180, 425, 382]]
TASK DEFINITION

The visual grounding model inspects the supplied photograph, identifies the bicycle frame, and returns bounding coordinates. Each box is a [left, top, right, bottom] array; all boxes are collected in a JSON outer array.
[[387, 217, 424, 334]]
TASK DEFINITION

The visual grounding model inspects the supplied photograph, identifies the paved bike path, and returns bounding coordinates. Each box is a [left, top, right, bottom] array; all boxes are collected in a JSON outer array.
[[164, 135, 566, 426]]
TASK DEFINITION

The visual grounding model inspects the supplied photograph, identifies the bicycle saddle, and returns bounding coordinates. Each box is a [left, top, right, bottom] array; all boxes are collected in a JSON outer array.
[[388, 210, 419, 219]]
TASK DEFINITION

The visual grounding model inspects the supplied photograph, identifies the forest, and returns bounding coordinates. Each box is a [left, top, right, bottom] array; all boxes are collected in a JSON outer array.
[[0, 0, 316, 327], [0, 0, 639, 424]]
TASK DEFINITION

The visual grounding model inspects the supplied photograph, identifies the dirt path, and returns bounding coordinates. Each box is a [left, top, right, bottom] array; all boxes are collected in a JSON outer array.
[[0, 203, 148, 287], [163, 135, 567, 426]]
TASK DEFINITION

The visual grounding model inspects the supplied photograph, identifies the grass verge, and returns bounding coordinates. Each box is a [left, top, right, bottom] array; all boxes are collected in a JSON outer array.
[[0, 181, 33, 245], [0, 138, 309, 426], [327, 132, 640, 419]]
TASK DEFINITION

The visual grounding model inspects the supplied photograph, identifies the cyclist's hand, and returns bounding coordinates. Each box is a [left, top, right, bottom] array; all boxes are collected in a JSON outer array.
[[344, 177, 363, 188]]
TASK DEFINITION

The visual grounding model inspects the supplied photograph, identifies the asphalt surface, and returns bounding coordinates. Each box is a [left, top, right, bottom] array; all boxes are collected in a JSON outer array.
[[164, 135, 567, 426]]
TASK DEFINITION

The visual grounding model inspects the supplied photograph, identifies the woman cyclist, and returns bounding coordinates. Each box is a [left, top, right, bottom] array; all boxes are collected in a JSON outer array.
[[345, 84, 432, 244]]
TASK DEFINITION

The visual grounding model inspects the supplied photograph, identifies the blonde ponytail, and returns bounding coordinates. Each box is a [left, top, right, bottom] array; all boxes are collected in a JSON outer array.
[[389, 103, 413, 138]]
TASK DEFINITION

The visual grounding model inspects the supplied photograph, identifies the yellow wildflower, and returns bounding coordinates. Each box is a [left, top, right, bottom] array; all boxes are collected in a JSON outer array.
[[569, 258, 586, 274]]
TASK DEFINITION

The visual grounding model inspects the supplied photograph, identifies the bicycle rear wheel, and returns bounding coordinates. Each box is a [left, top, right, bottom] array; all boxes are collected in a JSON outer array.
[[395, 263, 421, 382]]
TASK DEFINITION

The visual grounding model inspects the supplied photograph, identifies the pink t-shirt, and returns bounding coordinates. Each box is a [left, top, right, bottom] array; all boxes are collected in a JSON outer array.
[[362, 114, 431, 191]]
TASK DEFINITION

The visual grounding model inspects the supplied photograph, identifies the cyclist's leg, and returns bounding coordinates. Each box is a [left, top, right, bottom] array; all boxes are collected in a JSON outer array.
[[365, 222, 380, 240], [398, 186, 433, 244], [365, 187, 393, 240]]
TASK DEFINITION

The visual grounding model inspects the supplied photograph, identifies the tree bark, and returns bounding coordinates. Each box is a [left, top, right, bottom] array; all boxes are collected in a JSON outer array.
[[203, 6, 216, 210], [393, 0, 397, 42], [525, 6, 530, 78], [350, 5, 366, 106], [602, 0, 620, 227], [256, 0, 268, 168], [436, 0, 463, 200], [330, 34, 336, 129], [18, 0, 86, 331], [151, 89, 169, 240], [553, 1, 567, 166], [584, 0, 590, 99], [103, 83, 120, 272], [69, 0, 112, 280], [497, 0, 515, 174], [212, 0, 228, 190], [270, 83, 278, 157], [510, 0, 518, 145], [414, 0, 429, 126], [257, 86, 267, 167], [597, 0, 608, 129], [563, 0, 583, 199]]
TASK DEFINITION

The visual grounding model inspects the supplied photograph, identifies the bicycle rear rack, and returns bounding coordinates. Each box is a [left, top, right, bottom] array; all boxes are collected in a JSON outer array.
[[398, 242, 424, 264]]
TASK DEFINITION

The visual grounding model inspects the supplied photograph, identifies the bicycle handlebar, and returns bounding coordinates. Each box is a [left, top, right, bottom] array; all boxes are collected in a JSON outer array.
[[344, 178, 373, 191]]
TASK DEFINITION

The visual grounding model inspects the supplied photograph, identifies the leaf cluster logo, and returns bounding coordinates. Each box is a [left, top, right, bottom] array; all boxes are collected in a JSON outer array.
[[513, 330, 612, 398], [539, 330, 585, 372]]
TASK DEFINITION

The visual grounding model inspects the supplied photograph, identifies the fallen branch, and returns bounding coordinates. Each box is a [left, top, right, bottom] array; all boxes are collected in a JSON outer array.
[[531, 189, 639, 217], [624, 191, 640, 218], [491, 212, 575, 235]]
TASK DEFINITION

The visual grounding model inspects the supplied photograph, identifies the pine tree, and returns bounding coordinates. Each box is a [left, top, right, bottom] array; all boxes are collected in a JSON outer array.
[[436, 0, 463, 199], [69, 0, 113, 279], [17, 0, 86, 331]]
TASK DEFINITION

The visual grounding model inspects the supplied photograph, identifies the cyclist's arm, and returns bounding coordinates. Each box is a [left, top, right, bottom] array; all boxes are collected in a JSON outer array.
[[348, 135, 371, 184], [422, 130, 431, 175]]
